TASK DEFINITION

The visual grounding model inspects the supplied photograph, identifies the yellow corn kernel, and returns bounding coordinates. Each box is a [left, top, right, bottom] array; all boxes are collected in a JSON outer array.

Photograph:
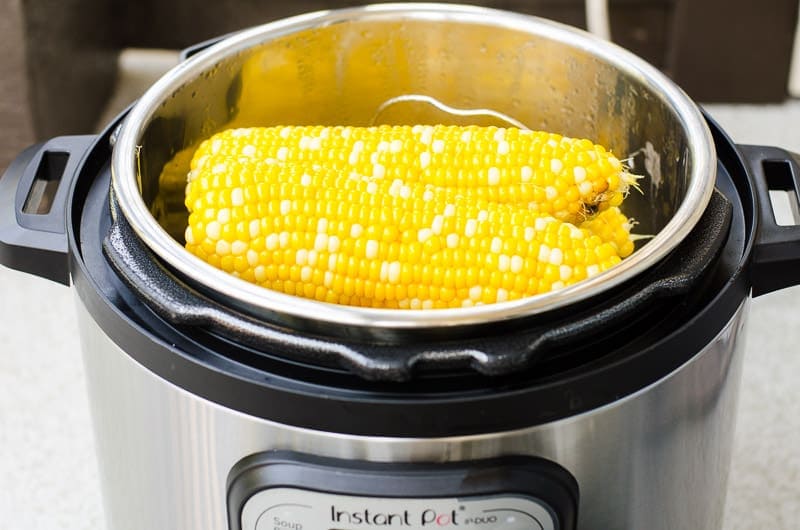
[[189, 125, 637, 224], [183, 125, 638, 309], [578, 207, 636, 258]]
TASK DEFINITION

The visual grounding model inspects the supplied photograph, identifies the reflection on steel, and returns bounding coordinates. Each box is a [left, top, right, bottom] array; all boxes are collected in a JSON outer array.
[[371, 94, 531, 129]]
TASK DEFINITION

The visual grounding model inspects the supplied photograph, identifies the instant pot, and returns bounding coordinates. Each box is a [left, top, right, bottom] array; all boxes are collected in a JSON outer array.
[[3, 4, 800, 530]]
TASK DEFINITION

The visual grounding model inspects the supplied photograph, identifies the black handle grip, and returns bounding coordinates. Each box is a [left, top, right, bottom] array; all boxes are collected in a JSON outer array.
[[739, 145, 800, 296], [0, 135, 95, 284]]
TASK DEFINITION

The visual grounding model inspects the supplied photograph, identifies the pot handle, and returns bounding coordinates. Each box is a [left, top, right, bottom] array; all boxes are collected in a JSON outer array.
[[0, 136, 95, 284], [739, 145, 800, 296]]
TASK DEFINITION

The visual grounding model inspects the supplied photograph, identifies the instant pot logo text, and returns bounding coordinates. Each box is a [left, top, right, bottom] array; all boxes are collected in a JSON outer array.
[[331, 505, 460, 526]]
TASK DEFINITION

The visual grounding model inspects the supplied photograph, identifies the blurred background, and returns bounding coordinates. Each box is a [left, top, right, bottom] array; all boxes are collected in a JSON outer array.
[[2, 0, 799, 167], [1, 0, 800, 529]]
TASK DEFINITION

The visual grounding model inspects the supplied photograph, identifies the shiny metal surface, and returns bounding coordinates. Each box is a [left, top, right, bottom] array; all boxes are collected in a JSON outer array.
[[76, 297, 748, 530], [111, 3, 716, 337]]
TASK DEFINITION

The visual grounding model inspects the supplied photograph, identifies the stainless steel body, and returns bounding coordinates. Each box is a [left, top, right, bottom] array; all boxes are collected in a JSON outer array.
[[111, 3, 716, 337], [76, 295, 749, 530]]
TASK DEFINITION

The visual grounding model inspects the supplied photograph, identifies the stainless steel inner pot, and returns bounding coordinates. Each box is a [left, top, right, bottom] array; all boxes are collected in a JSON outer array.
[[111, 2, 716, 332]]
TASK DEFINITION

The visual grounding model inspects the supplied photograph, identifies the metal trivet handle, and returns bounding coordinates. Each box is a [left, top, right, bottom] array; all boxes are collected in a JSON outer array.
[[370, 94, 531, 130]]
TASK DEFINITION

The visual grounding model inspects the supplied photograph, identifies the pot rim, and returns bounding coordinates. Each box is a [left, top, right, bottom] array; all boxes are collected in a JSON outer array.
[[111, 2, 716, 331]]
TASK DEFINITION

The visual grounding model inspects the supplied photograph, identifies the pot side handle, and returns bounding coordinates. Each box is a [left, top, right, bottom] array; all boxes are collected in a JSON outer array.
[[0, 136, 95, 285], [739, 145, 800, 296]]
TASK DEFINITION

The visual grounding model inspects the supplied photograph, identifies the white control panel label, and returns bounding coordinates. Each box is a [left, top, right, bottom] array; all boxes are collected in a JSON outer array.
[[241, 488, 556, 530]]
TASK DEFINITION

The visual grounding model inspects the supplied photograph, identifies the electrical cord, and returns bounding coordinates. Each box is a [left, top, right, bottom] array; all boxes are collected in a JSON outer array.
[[585, 0, 612, 40]]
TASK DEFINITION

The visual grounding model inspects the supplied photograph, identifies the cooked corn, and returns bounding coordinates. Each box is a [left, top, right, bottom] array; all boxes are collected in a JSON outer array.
[[183, 125, 637, 309], [188, 125, 638, 222]]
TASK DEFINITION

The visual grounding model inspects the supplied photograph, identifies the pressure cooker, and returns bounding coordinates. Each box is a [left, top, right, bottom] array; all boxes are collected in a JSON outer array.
[[2, 4, 800, 530]]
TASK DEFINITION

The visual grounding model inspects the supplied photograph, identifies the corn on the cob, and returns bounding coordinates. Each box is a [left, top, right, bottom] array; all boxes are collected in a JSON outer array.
[[189, 125, 638, 222], [183, 125, 637, 309]]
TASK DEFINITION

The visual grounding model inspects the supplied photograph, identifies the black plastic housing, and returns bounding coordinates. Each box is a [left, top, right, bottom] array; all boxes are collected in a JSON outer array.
[[101, 189, 732, 381], [227, 451, 579, 530], [55, 116, 761, 437]]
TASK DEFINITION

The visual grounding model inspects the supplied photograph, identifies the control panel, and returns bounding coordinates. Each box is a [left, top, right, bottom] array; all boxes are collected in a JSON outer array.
[[241, 487, 557, 530], [227, 452, 578, 530]]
